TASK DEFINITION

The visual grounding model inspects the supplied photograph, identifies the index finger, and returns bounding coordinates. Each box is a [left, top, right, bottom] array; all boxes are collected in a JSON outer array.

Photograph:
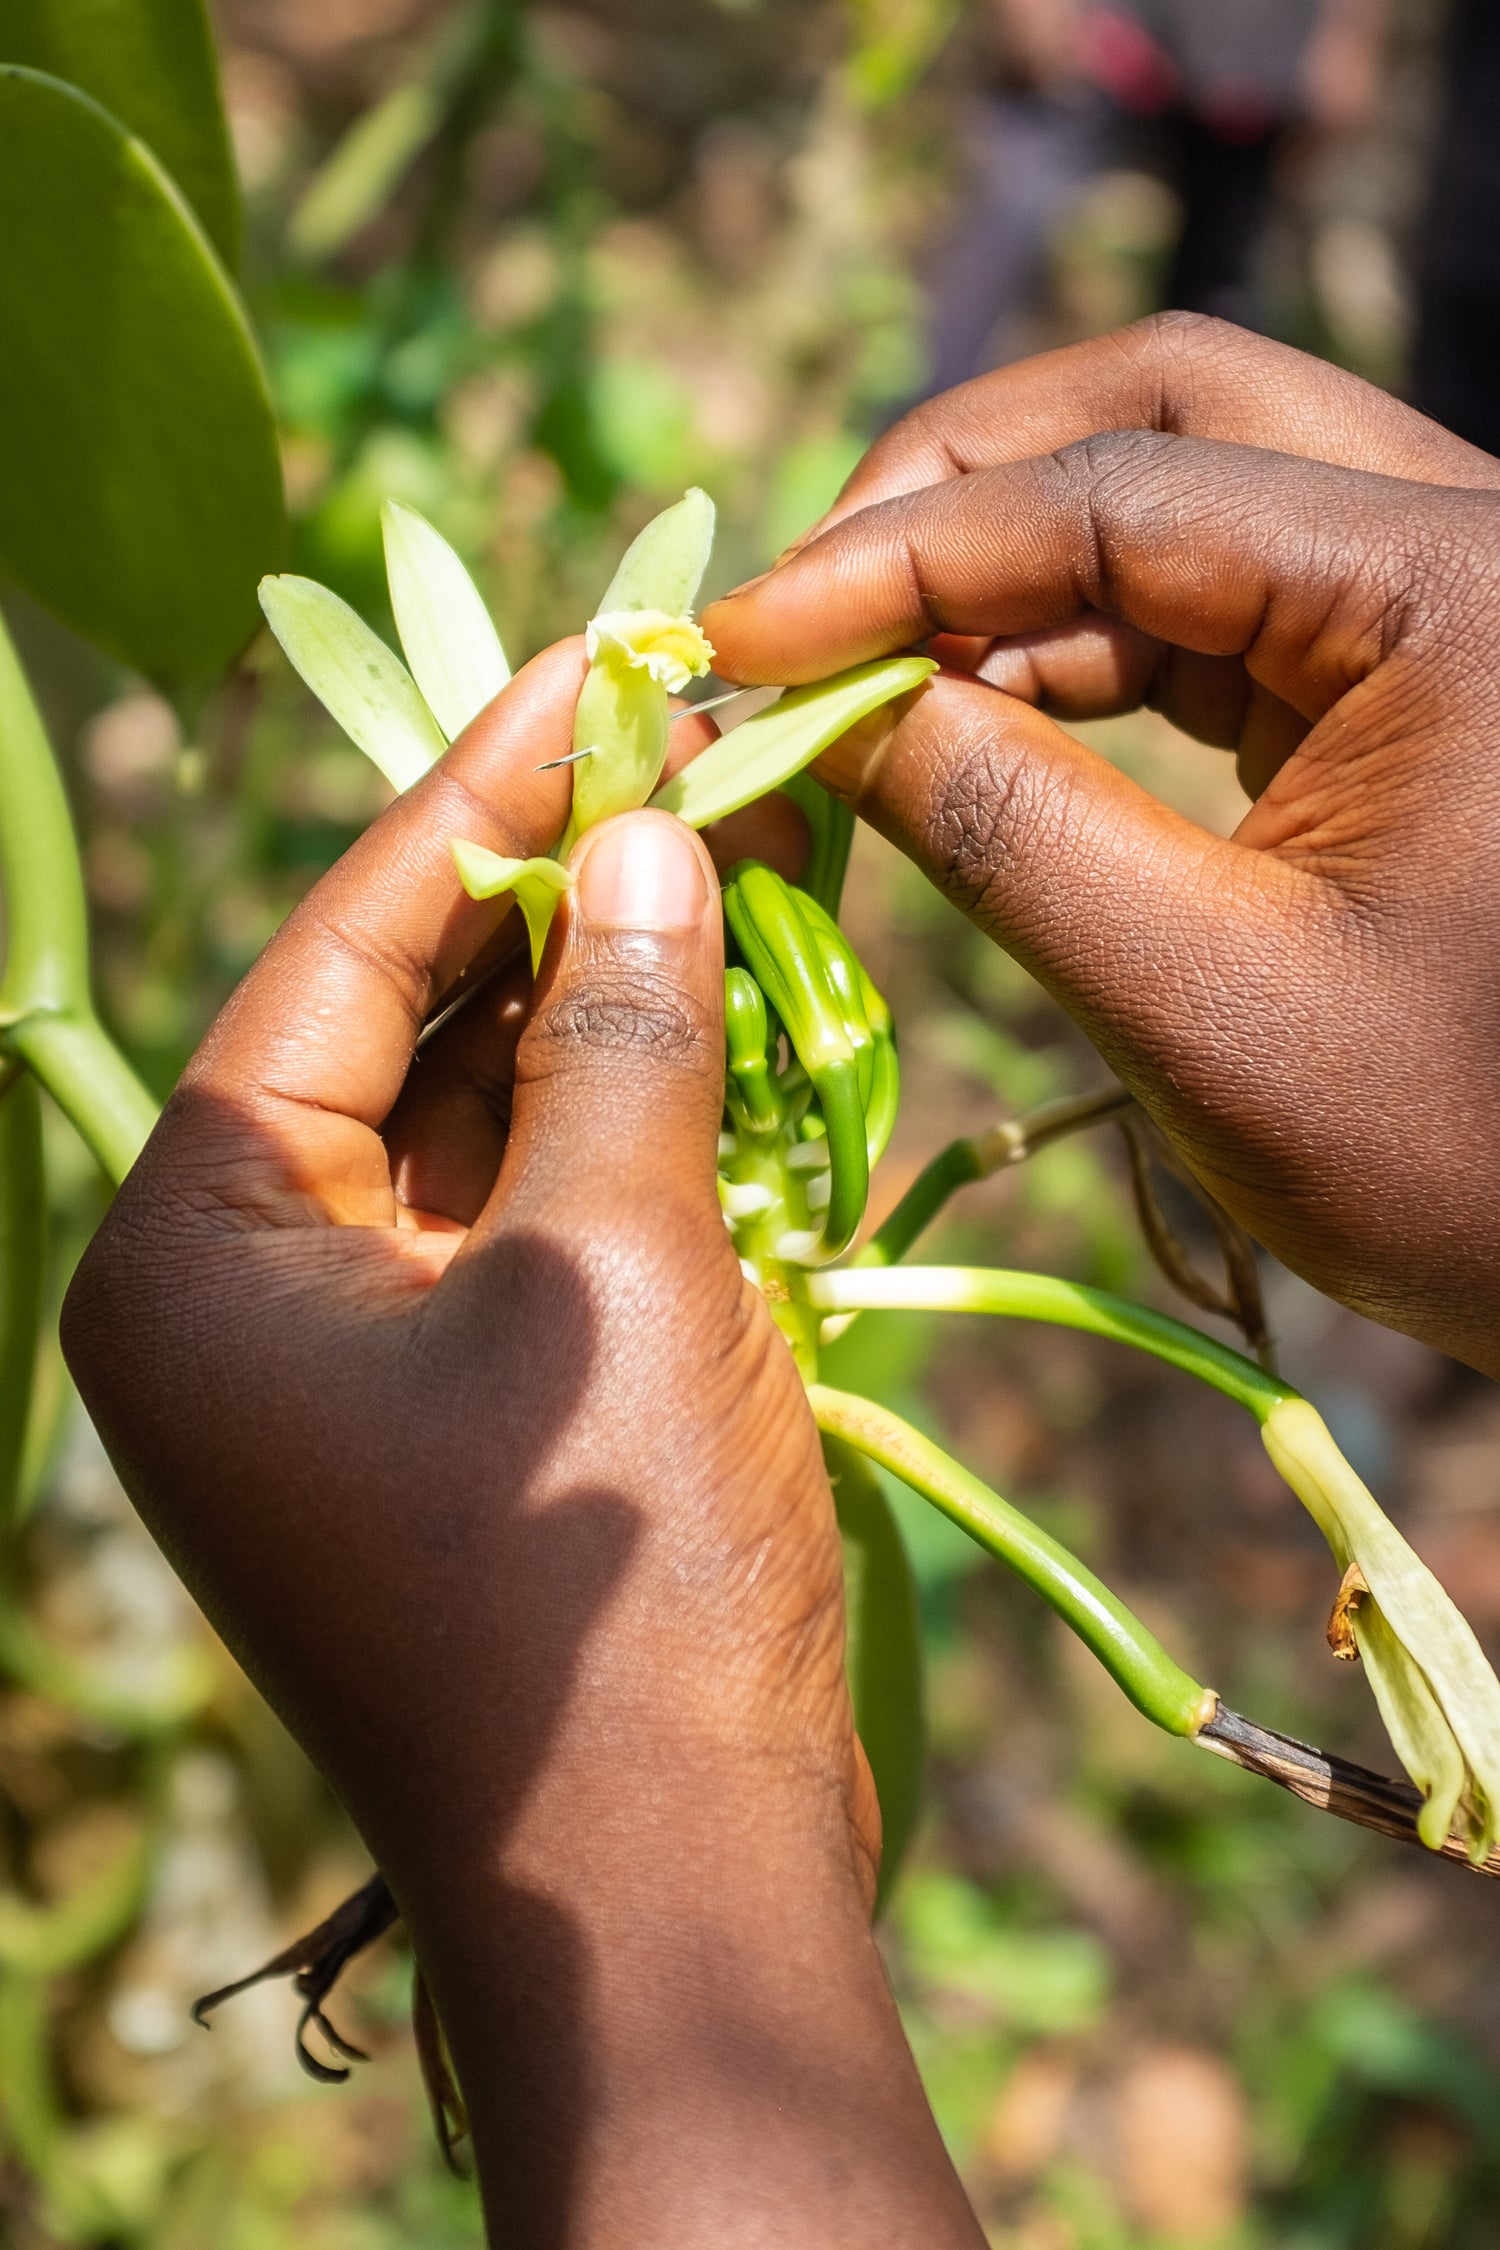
[[174, 639, 585, 1226], [703, 431, 1463, 712], [800, 314, 1500, 543]]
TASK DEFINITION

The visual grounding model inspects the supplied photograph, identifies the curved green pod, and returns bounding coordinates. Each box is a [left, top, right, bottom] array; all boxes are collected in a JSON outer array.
[[723, 863, 868, 1259]]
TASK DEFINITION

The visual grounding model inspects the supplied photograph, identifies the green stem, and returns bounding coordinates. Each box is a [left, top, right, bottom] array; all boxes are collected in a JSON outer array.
[[0, 614, 90, 1022], [0, 615, 158, 1183], [0, 1598, 214, 1737], [0, 1824, 152, 1977], [859, 1139, 984, 1269], [808, 1264, 1291, 1421], [0, 1972, 61, 2181], [7, 1016, 156, 1190], [780, 772, 855, 917], [0, 1071, 42, 1533], [858, 1084, 1133, 1269], [808, 1384, 1214, 1738]]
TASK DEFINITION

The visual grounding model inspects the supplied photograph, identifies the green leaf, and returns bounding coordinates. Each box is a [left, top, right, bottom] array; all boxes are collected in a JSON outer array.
[[650, 657, 935, 829], [287, 0, 518, 262], [0, 0, 240, 268], [381, 501, 511, 743], [827, 1434, 925, 1913], [0, 69, 283, 685], [450, 841, 575, 971], [0, 1827, 149, 1975], [598, 487, 716, 616], [259, 576, 445, 793], [289, 81, 443, 262]]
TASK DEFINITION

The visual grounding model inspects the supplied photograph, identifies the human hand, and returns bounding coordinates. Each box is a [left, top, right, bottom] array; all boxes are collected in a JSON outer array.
[[702, 316, 1500, 1378], [62, 645, 979, 2246]]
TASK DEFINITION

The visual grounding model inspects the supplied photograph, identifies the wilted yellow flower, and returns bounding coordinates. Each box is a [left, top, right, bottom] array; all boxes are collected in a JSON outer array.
[[1263, 1397, 1500, 1859]]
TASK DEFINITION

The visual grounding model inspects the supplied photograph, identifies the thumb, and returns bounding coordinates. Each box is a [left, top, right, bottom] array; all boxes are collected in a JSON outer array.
[[492, 809, 729, 1236]]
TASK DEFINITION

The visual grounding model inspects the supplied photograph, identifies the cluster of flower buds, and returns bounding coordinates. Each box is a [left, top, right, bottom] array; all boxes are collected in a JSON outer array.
[[720, 861, 898, 1264]]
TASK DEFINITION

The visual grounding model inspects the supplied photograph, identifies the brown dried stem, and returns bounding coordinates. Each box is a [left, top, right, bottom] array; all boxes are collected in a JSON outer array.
[[1197, 1704, 1500, 1877]]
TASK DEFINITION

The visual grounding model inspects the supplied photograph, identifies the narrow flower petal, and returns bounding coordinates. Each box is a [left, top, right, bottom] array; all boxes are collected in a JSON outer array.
[[381, 501, 510, 741], [259, 575, 445, 792], [449, 841, 573, 970], [650, 657, 935, 829], [597, 487, 715, 615], [570, 659, 671, 831], [1354, 1602, 1468, 1850]]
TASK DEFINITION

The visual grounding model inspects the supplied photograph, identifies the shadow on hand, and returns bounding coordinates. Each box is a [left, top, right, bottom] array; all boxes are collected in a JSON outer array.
[[63, 1087, 646, 2244]]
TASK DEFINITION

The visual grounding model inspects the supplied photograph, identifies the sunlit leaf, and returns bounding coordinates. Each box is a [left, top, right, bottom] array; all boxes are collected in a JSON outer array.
[[0, 0, 241, 267], [0, 69, 284, 685], [598, 486, 716, 615], [259, 576, 445, 793], [381, 501, 511, 742], [650, 656, 935, 829], [450, 841, 574, 970]]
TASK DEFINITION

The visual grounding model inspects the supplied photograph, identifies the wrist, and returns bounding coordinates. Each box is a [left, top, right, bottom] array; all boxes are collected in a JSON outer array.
[[398, 1772, 980, 2247]]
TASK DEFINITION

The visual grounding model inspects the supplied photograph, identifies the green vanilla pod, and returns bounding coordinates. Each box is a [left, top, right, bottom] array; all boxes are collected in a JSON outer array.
[[780, 772, 856, 917], [723, 862, 868, 1258], [793, 889, 901, 1163], [723, 968, 781, 1136], [795, 892, 875, 1106], [723, 865, 851, 1074], [863, 1029, 901, 1167]]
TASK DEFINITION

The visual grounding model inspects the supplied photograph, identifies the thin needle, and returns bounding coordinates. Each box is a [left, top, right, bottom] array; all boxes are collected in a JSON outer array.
[[670, 686, 757, 721], [533, 745, 595, 772], [532, 688, 765, 771]]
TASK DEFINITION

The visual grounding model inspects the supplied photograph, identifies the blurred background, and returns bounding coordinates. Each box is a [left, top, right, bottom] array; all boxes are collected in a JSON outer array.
[[6, 1, 1500, 2243]]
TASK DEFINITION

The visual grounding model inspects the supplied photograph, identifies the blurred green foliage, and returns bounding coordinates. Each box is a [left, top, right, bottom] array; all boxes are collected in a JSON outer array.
[[2, 2, 1497, 2246]]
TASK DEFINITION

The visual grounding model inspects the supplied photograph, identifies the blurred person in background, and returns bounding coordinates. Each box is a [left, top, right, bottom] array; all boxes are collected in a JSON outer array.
[[1413, 0, 1500, 456], [925, 0, 1390, 396]]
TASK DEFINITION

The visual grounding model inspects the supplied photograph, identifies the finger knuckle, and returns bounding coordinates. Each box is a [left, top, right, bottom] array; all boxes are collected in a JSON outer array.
[[1137, 306, 1244, 381], [531, 964, 713, 1075], [925, 723, 1065, 921]]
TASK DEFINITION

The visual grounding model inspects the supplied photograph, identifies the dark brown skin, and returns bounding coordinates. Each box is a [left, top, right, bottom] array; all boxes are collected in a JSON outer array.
[[64, 315, 1500, 2244], [61, 642, 982, 2249], [704, 313, 1500, 1379]]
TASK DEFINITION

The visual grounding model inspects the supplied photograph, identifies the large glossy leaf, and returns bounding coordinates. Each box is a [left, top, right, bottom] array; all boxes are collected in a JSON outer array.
[[0, 69, 283, 686], [0, 0, 240, 269], [826, 1433, 925, 1913]]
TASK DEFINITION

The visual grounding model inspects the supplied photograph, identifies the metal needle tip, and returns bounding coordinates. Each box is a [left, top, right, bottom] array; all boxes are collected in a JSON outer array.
[[533, 745, 596, 772]]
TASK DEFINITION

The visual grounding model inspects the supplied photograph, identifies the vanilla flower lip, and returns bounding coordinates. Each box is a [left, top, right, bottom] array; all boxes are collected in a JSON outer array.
[[584, 608, 715, 695]]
